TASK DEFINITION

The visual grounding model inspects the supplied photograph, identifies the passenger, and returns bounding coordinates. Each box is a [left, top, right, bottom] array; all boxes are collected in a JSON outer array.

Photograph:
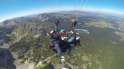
[[68, 31, 80, 47], [49, 30, 62, 56], [50, 30, 60, 40]]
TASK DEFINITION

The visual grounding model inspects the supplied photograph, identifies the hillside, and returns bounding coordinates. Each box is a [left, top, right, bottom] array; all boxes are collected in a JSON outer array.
[[0, 11, 124, 69]]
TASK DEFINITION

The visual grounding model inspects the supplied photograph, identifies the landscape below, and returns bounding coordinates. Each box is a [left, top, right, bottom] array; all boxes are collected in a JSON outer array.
[[0, 11, 124, 69]]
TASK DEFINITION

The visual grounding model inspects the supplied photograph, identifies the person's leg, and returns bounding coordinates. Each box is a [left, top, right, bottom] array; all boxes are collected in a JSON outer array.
[[54, 43, 61, 56], [67, 44, 72, 54]]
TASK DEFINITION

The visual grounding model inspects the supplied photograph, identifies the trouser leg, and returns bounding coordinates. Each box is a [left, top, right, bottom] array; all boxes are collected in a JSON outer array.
[[54, 43, 61, 56]]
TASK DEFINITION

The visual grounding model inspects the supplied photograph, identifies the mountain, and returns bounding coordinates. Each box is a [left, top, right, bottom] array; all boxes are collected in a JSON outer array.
[[0, 11, 124, 69]]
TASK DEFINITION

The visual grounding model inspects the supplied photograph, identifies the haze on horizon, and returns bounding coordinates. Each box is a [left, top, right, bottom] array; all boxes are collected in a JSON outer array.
[[0, 0, 124, 22]]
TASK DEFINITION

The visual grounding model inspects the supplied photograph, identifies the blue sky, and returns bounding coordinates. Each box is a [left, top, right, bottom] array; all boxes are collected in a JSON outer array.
[[0, 0, 124, 22]]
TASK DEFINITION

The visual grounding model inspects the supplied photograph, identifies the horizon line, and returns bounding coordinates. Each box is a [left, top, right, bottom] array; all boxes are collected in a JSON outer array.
[[0, 7, 124, 23]]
